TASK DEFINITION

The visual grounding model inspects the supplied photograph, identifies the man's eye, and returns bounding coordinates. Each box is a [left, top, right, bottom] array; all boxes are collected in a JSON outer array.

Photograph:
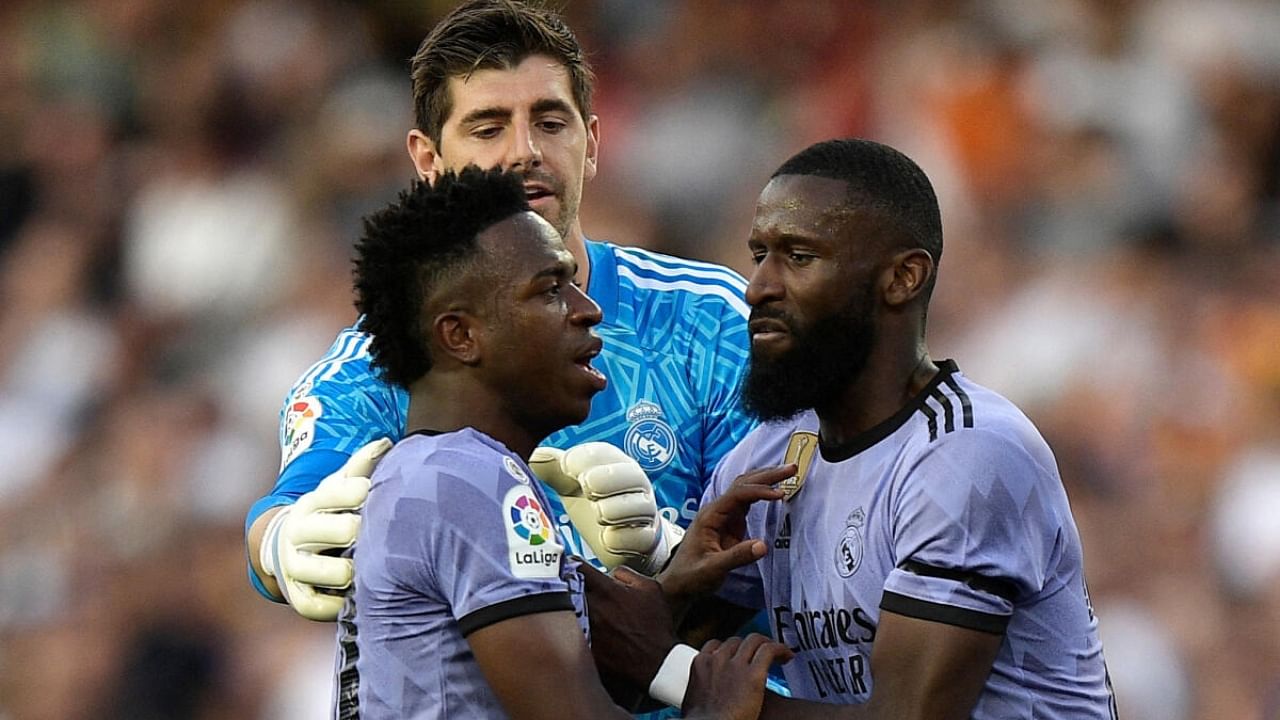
[[538, 120, 566, 134], [472, 126, 502, 139], [749, 252, 766, 266], [789, 253, 815, 265]]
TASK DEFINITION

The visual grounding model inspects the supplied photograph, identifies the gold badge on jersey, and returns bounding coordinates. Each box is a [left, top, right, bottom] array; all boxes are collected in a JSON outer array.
[[780, 431, 819, 501]]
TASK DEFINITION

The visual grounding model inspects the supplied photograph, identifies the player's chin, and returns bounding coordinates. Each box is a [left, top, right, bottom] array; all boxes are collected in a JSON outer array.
[[567, 401, 592, 426], [749, 343, 792, 370], [550, 393, 594, 429], [551, 361, 604, 422]]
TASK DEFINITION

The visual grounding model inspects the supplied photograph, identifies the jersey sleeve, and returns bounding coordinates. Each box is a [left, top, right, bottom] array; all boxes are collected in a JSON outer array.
[[381, 461, 576, 636], [244, 330, 405, 599], [881, 429, 1067, 634]]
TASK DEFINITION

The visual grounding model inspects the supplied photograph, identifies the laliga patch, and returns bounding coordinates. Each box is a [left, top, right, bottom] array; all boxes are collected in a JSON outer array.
[[503, 456, 530, 485], [502, 486, 562, 578], [280, 396, 322, 470]]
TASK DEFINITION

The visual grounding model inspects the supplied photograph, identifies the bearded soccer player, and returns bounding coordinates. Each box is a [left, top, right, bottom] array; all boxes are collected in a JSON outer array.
[[342, 165, 789, 720], [636, 139, 1116, 719]]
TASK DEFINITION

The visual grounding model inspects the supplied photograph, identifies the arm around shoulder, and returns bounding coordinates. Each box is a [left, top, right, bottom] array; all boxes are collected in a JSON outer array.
[[246, 438, 392, 620]]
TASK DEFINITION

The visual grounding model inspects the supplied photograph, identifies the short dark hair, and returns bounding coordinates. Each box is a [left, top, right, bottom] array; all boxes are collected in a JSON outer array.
[[773, 139, 943, 296], [354, 166, 530, 388], [410, 0, 595, 147]]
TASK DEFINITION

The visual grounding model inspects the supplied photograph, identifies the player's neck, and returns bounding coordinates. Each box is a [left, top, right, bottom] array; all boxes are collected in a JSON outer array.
[[816, 345, 937, 449], [405, 377, 543, 460], [562, 220, 591, 288]]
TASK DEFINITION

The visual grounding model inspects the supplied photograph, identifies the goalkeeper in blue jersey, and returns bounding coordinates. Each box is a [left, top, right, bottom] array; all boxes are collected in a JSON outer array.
[[339, 164, 789, 719], [246, 0, 760, 662]]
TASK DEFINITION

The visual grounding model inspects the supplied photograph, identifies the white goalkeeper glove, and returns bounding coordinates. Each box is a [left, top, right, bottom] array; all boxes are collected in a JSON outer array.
[[259, 437, 392, 621], [529, 442, 684, 576]]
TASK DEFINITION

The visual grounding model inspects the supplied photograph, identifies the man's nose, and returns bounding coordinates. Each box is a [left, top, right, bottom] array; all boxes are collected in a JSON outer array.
[[567, 284, 602, 327], [508, 120, 543, 172], [746, 256, 783, 307]]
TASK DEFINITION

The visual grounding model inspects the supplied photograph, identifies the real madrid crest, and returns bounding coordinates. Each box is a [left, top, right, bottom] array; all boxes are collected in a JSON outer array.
[[503, 455, 530, 485], [624, 401, 678, 472], [835, 507, 866, 578], [780, 431, 818, 501]]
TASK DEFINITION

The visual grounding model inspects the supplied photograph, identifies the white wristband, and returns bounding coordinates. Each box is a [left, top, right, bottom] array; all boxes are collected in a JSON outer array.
[[259, 507, 290, 579], [648, 643, 698, 709]]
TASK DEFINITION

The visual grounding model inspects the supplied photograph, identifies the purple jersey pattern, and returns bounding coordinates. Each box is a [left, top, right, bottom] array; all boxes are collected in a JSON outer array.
[[707, 361, 1115, 717], [342, 429, 588, 719]]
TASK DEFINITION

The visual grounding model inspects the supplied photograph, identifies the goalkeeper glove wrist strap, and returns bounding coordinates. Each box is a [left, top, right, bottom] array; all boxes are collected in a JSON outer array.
[[259, 507, 290, 579], [634, 518, 685, 576], [649, 643, 698, 709]]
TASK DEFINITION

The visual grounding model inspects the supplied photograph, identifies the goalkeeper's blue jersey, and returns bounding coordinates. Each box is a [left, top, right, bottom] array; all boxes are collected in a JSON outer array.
[[247, 239, 755, 589]]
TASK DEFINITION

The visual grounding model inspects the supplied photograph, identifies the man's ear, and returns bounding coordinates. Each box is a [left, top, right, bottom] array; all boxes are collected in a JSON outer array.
[[583, 114, 600, 182], [433, 311, 483, 366], [882, 248, 935, 307], [407, 129, 444, 183]]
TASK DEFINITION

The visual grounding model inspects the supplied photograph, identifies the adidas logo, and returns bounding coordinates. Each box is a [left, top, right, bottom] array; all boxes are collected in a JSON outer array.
[[774, 513, 792, 550]]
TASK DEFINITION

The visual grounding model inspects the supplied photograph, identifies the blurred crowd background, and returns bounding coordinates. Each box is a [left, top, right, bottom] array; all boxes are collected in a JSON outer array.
[[1, 0, 1278, 717]]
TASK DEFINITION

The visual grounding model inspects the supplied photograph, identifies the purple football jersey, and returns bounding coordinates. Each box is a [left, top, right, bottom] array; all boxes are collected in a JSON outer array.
[[337, 428, 589, 719], [707, 361, 1116, 718]]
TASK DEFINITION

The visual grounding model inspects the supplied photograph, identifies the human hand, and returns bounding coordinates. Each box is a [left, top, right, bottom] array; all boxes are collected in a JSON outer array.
[[580, 563, 679, 696], [530, 443, 683, 574], [260, 438, 391, 621], [683, 634, 795, 720], [659, 464, 794, 600]]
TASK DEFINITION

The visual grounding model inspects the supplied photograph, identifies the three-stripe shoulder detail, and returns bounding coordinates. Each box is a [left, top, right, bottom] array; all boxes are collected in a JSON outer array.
[[297, 329, 374, 388], [919, 376, 975, 442], [613, 246, 750, 318]]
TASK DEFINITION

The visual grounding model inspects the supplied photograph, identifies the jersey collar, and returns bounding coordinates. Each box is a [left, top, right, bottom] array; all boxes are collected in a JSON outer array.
[[818, 359, 960, 462], [583, 238, 618, 324]]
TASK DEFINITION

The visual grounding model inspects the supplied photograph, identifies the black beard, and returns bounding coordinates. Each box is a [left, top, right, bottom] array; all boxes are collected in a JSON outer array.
[[741, 303, 875, 423]]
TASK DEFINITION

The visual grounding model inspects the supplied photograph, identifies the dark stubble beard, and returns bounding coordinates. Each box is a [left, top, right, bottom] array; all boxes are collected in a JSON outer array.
[[741, 287, 876, 423], [521, 169, 574, 239]]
